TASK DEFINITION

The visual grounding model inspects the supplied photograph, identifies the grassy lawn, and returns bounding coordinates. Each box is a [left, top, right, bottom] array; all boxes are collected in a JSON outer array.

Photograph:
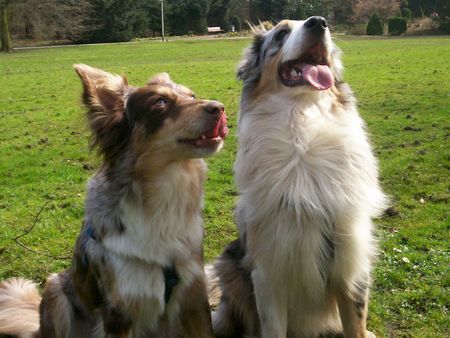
[[0, 36, 448, 337]]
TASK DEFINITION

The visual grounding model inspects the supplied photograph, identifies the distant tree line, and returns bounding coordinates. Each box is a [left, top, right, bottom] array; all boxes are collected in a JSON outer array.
[[1, 0, 448, 51]]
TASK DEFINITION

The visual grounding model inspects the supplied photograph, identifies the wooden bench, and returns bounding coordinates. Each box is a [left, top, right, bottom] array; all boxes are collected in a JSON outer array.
[[207, 27, 223, 34]]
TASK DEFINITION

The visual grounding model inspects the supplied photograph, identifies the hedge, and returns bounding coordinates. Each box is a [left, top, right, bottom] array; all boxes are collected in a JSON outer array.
[[388, 17, 407, 35], [367, 13, 384, 35]]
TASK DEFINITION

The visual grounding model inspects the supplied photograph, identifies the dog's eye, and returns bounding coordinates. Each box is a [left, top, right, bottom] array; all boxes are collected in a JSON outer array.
[[274, 29, 290, 42], [155, 98, 167, 106], [191, 94, 196, 99]]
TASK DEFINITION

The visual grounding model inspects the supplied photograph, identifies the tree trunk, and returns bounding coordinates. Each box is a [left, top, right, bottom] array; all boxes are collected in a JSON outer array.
[[0, 2, 12, 52]]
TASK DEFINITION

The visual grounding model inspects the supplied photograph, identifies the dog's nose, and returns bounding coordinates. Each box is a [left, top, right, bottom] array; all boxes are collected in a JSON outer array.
[[205, 101, 225, 115], [304, 16, 328, 32]]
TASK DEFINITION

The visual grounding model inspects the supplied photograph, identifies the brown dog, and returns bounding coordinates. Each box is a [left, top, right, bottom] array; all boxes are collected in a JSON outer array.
[[0, 64, 228, 338]]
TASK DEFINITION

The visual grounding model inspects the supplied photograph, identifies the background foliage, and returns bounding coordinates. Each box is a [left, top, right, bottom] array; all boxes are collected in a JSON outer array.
[[367, 13, 384, 35], [388, 17, 408, 35], [0, 0, 449, 47]]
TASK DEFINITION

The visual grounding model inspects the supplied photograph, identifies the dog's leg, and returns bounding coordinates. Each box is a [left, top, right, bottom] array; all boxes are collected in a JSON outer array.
[[211, 239, 260, 338], [212, 299, 240, 338], [252, 267, 287, 338], [40, 272, 107, 338], [39, 273, 74, 338], [101, 305, 132, 338], [179, 275, 213, 338], [336, 278, 374, 338]]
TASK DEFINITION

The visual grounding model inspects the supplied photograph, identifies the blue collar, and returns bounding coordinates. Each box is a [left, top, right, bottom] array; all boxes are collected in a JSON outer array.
[[163, 264, 179, 304]]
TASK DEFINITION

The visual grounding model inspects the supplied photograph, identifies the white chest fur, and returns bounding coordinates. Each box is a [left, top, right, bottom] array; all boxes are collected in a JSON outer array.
[[94, 161, 206, 332], [235, 93, 386, 303], [236, 93, 384, 228], [102, 161, 205, 264]]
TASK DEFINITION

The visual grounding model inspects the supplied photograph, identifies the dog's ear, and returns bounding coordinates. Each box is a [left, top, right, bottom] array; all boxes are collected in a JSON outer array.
[[74, 64, 130, 161], [237, 34, 264, 82], [148, 72, 172, 86]]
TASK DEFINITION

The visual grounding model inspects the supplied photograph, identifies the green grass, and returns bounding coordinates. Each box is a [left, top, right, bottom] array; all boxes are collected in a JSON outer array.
[[0, 36, 449, 337]]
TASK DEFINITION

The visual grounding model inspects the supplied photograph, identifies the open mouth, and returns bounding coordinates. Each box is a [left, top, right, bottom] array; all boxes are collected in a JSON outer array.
[[179, 113, 228, 147], [279, 43, 333, 90]]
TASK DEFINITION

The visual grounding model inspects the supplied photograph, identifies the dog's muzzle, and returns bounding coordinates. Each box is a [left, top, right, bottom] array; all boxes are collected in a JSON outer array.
[[304, 16, 328, 35], [278, 16, 333, 90]]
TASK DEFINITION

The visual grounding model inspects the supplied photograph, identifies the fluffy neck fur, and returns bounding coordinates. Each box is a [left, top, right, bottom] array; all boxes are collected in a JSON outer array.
[[235, 86, 386, 304], [84, 154, 207, 266], [236, 85, 385, 223]]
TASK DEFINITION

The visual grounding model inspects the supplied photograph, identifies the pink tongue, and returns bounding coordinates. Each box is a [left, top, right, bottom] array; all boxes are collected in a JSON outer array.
[[205, 113, 228, 139], [302, 64, 333, 90]]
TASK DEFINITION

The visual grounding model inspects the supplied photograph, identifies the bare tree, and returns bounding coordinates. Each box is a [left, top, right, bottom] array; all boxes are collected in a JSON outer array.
[[0, 0, 13, 51], [330, 0, 355, 24], [10, 0, 94, 42], [353, 0, 400, 22]]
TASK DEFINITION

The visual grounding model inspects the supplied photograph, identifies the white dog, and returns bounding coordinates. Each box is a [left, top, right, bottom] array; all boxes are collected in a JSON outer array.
[[209, 17, 386, 338]]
